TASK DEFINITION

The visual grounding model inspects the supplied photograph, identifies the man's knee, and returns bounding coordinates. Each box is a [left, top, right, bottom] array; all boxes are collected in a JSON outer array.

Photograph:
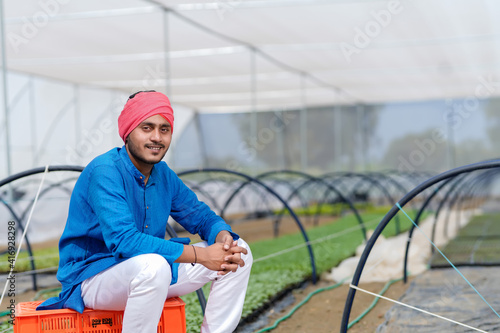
[[237, 238, 253, 268], [130, 254, 172, 291]]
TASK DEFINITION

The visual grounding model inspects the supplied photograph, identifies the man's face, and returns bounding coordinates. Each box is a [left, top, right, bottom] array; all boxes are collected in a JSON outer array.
[[125, 114, 172, 172]]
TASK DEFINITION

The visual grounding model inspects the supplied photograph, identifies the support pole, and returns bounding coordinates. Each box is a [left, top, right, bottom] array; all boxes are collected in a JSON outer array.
[[250, 47, 257, 173], [358, 104, 368, 171], [0, 0, 11, 177], [300, 73, 308, 172], [29, 76, 37, 168], [356, 104, 364, 172], [163, 9, 174, 168], [194, 111, 209, 168], [334, 104, 342, 170], [277, 110, 286, 169], [163, 9, 171, 96], [74, 85, 81, 164], [446, 100, 456, 169]]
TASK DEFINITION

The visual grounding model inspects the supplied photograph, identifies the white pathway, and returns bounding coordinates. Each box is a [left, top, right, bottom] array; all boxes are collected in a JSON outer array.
[[326, 209, 477, 283]]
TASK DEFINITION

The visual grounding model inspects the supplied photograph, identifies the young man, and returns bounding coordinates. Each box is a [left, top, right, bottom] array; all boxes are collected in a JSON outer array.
[[38, 91, 253, 333]]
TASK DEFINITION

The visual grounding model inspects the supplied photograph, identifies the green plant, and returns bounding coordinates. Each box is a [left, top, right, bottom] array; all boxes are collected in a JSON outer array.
[[0, 247, 59, 273]]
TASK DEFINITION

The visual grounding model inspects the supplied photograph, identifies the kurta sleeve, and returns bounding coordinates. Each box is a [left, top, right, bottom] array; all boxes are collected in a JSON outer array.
[[168, 170, 238, 245]]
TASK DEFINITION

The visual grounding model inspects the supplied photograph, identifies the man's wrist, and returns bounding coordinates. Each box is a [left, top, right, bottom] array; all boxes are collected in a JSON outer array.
[[191, 245, 197, 266], [195, 246, 207, 265], [215, 230, 231, 243]]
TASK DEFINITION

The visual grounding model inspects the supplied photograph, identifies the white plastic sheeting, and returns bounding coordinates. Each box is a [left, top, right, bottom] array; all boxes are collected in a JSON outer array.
[[3, 0, 500, 113], [328, 209, 476, 283]]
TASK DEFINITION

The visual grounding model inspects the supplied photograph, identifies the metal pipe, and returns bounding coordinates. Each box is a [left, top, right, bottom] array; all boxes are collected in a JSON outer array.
[[0, 0, 11, 177], [340, 160, 500, 332], [276, 110, 286, 169], [334, 104, 342, 170], [250, 47, 257, 173], [300, 73, 307, 172], [163, 9, 171, 96], [74, 85, 81, 164], [29, 76, 37, 168], [194, 111, 209, 168]]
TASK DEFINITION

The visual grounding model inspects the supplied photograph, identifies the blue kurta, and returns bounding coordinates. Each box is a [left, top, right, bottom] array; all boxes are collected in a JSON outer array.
[[37, 146, 236, 313]]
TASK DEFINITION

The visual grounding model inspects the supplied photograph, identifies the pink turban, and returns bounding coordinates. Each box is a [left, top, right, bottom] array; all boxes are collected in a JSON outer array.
[[118, 91, 174, 143]]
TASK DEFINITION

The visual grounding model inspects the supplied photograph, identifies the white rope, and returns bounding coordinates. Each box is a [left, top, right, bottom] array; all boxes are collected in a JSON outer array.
[[0, 165, 49, 307], [349, 284, 490, 333], [253, 217, 379, 263], [254, 242, 310, 263]]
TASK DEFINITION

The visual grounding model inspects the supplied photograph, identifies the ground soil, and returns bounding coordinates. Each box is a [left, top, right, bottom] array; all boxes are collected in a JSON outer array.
[[26, 215, 412, 332], [259, 279, 411, 333]]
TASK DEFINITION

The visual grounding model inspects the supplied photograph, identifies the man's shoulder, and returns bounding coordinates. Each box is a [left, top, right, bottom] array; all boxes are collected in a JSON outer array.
[[152, 161, 175, 181], [93, 147, 120, 162], [154, 160, 170, 172], [83, 148, 122, 174]]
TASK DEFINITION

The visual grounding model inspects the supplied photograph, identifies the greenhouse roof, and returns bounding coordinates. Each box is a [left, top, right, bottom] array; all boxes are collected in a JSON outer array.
[[3, 0, 500, 113]]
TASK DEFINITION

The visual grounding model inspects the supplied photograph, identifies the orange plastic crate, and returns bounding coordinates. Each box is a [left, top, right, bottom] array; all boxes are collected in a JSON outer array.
[[13, 297, 186, 333]]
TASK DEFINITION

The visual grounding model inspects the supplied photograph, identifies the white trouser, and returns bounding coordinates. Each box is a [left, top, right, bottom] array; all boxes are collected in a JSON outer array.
[[81, 239, 253, 333]]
